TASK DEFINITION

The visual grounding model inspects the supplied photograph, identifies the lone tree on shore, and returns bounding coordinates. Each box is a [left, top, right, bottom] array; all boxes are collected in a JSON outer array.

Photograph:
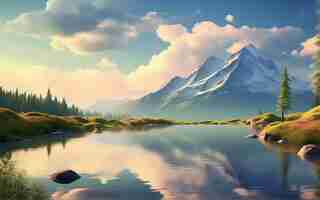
[[277, 67, 291, 121], [311, 35, 320, 106]]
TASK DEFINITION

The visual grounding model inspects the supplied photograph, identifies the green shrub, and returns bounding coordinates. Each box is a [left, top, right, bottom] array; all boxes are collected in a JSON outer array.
[[0, 153, 49, 200]]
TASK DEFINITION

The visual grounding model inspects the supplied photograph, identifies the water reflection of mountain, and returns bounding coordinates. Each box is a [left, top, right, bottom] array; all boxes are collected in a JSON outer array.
[[52, 169, 163, 200], [3, 126, 320, 200]]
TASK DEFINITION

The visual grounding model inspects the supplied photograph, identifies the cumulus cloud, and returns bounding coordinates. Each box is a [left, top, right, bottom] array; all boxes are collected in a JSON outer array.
[[0, 59, 144, 107], [97, 56, 119, 69], [3, 0, 164, 54], [157, 24, 187, 43], [225, 14, 235, 24], [292, 35, 320, 57]]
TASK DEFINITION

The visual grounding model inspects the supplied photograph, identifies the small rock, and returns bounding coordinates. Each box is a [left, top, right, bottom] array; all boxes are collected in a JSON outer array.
[[245, 134, 258, 139], [277, 139, 288, 144], [49, 170, 81, 184], [263, 133, 281, 142], [298, 145, 320, 161], [51, 131, 64, 135]]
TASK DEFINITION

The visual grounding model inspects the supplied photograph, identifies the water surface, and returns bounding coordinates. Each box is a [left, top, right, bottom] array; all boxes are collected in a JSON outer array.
[[1, 126, 319, 200]]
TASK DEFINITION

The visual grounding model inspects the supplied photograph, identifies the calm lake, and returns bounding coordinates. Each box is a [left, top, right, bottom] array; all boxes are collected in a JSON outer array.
[[1, 126, 319, 200]]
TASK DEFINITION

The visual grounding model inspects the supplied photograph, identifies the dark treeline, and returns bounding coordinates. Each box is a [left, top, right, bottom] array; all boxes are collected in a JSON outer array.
[[0, 87, 82, 116]]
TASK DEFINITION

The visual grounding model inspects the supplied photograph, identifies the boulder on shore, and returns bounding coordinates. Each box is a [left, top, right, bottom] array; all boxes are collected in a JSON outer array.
[[297, 145, 320, 161], [49, 170, 81, 184]]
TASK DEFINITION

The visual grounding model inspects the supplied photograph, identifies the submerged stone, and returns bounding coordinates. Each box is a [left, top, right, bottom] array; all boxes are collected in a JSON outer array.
[[263, 133, 281, 142], [245, 134, 258, 139], [49, 170, 81, 184]]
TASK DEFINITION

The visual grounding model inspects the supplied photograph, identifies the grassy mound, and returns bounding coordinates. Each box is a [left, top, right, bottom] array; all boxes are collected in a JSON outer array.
[[0, 108, 180, 141], [261, 106, 320, 146], [0, 108, 87, 141]]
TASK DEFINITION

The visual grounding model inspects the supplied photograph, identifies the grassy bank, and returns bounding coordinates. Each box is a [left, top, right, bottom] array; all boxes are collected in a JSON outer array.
[[0, 108, 180, 142], [0, 107, 246, 142], [249, 106, 320, 146]]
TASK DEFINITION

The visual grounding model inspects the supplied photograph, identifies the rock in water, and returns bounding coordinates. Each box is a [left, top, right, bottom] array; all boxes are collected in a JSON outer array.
[[263, 133, 281, 142], [298, 145, 320, 161], [277, 139, 288, 144], [245, 134, 258, 139], [49, 170, 81, 184]]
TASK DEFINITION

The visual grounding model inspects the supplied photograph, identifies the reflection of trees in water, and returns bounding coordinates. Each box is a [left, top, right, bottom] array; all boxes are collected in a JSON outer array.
[[61, 136, 67, 149], [0, 132, 83, 158], [278, 151, 290, 191], [53, 169, 164, 200], [46, 142, 52, 158], [0, 152, 49, 200], [309, 162, 320, 198]]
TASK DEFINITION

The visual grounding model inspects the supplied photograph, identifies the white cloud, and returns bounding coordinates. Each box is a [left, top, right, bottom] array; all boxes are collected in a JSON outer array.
[[97, 56, 119, 69], [157, 24, 187, 43], [292, 35, 320, 57], [225, 14, 235, 24], [0, 61, 143, 107], [3, 0, 164, 54]]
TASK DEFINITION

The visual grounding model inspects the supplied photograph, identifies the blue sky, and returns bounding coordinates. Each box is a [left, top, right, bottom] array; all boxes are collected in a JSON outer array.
[[0, 0, 318, 106]]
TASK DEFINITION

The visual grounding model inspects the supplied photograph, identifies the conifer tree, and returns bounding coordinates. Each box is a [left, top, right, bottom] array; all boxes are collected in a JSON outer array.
[[0, 87, 81, 116], [277, 67, 291, 121]]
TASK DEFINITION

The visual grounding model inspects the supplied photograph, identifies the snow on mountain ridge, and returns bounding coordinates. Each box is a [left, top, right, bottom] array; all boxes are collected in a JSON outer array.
[[138, 44, 310, 111], [174, 44, 281, 99]]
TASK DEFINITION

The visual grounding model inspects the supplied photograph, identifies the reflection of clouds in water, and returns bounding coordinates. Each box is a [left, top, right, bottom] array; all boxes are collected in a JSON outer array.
[[9, 130, 316, 200], [11, 136, 248, 200], [50, 148, 245, 200], [52, 170, 163, 200], [300, 188, 320, 200]]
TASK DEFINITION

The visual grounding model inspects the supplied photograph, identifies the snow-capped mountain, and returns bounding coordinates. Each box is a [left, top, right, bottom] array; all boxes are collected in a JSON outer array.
[[132, 45, 312, 119]]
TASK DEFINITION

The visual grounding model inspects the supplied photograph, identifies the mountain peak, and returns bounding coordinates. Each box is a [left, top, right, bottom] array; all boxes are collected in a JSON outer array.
[[239, 44, 260, 57]]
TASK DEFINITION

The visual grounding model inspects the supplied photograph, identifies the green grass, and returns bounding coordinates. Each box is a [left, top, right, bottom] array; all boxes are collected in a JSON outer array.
[[261, 106, 320, 146], [0, 153, 49, 200], [0, 108, 88, 141], [0, 108, 183, 141]]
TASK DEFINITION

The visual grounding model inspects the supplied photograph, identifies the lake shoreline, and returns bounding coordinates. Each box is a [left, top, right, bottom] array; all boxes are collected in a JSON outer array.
[[2, 105, 320, 147], [0, 107, 247, 144], [246, 105, 320, 147]]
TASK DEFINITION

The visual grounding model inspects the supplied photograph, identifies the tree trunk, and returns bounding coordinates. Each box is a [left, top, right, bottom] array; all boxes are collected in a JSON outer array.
[[281, 111, 285, 121]]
